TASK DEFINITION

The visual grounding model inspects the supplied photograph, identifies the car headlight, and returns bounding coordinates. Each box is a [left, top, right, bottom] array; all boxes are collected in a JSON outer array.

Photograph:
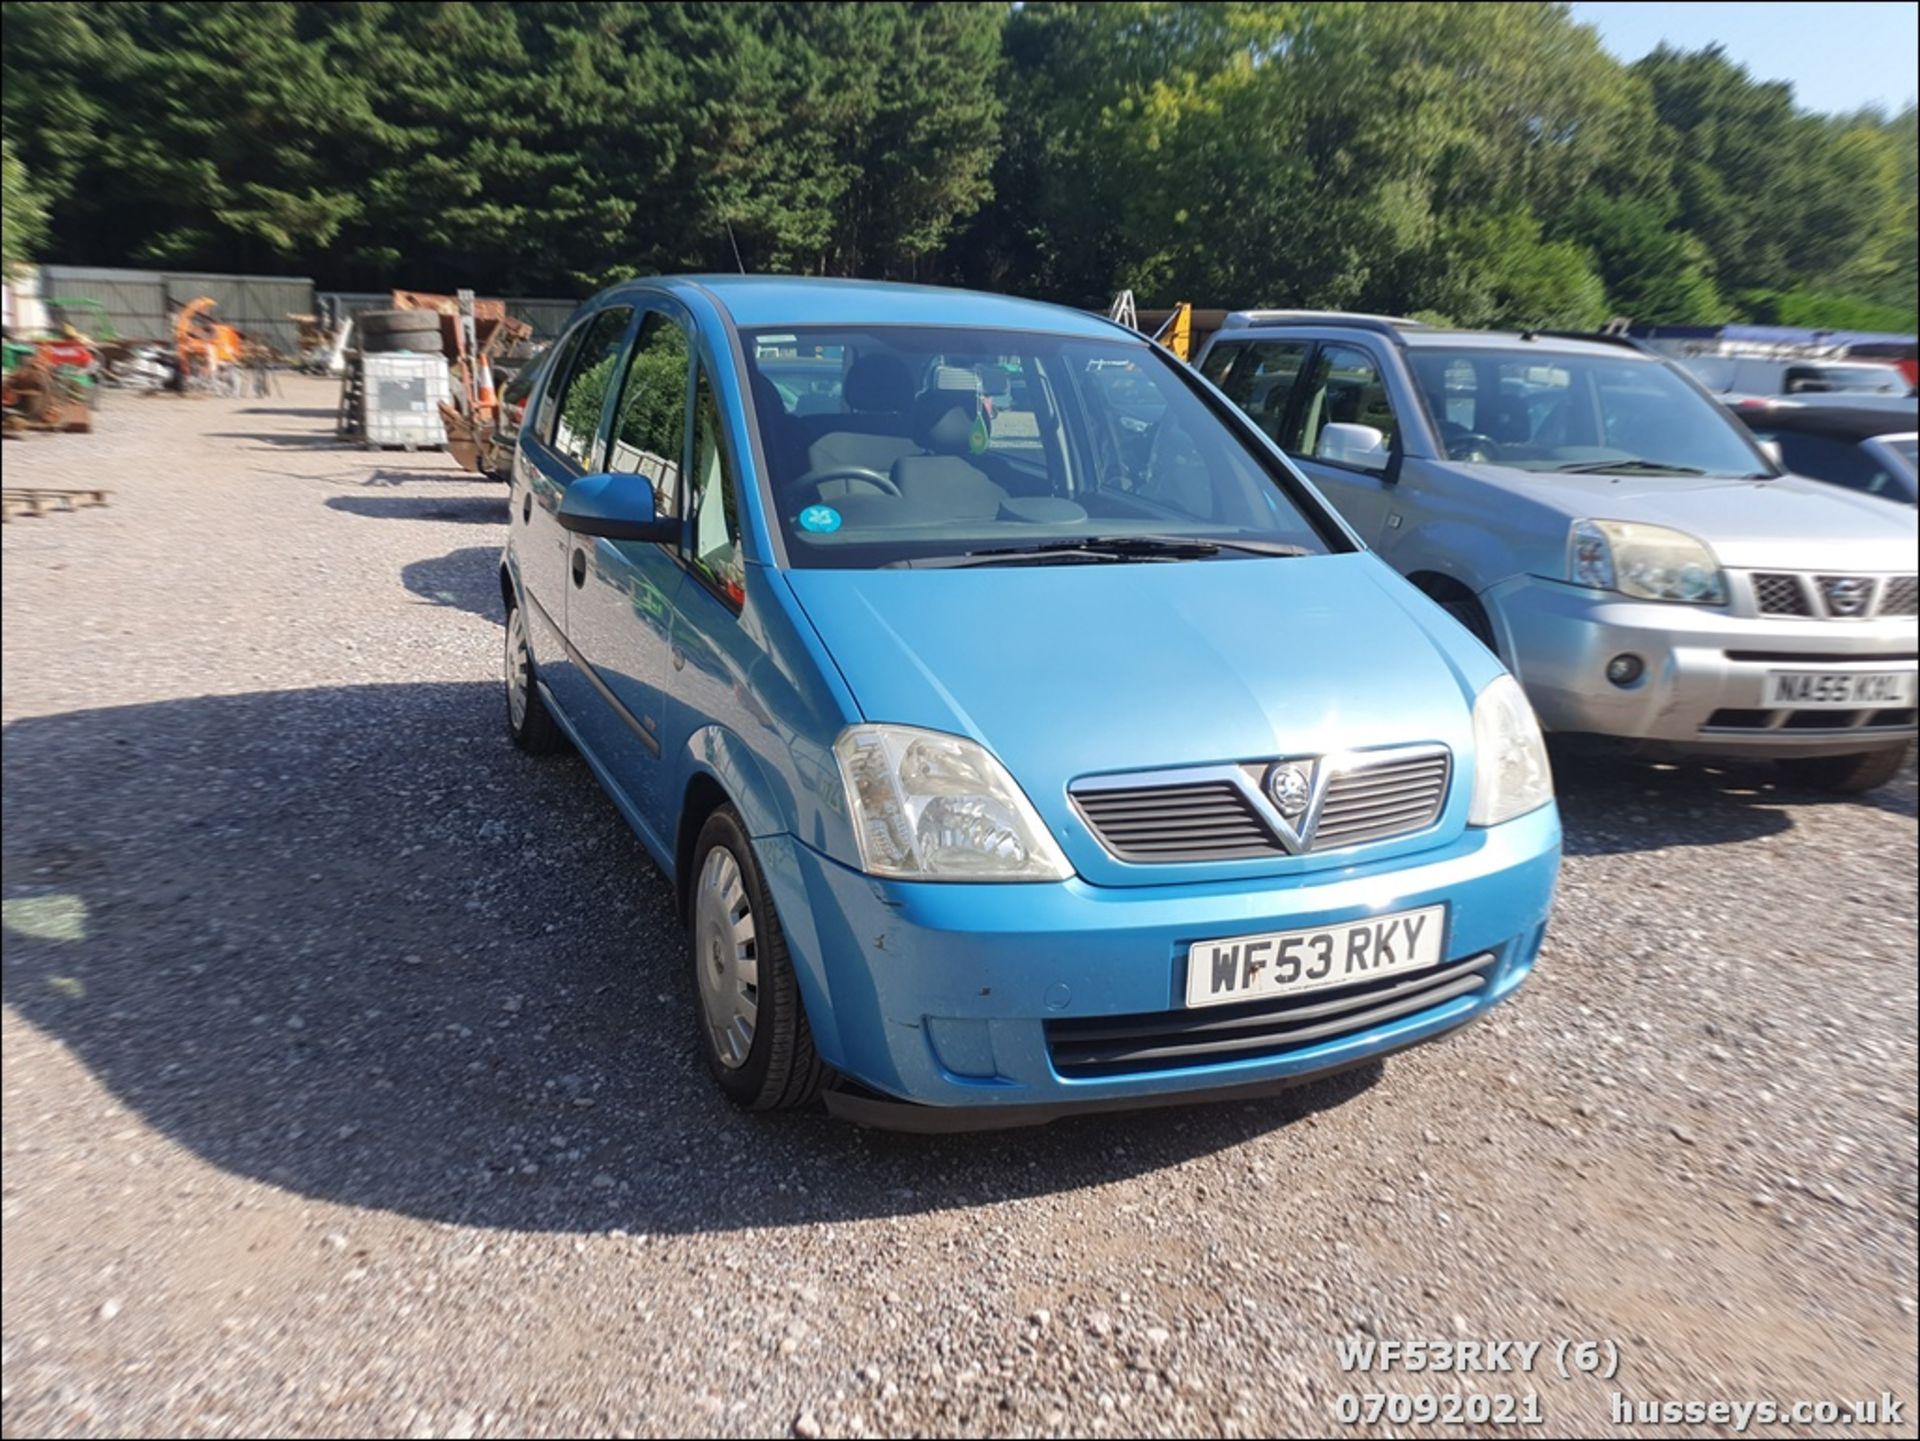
[[1468, 675, 1553, 826], [833, 725, 1073, 881], [1569, 519, 1727, 604]]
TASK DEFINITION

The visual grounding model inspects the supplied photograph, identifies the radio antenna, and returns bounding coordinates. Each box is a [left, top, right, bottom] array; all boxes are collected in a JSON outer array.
[[725, 222, 747, 275]]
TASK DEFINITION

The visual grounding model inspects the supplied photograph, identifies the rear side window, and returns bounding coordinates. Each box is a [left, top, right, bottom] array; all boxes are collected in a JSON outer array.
[[607, 313, 692, 518], [1770, 431, 1892, 493], [542, 308, 632, 471]]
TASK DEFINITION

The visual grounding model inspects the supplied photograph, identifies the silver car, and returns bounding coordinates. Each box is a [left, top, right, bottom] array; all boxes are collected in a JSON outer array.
[[1195, 314, 1918, 792]]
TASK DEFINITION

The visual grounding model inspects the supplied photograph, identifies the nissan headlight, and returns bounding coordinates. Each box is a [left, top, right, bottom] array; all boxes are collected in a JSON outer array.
[[834, 725, 1073, 881], [1570, 519, 1726, 604], [1468, 675, 1552, 826]]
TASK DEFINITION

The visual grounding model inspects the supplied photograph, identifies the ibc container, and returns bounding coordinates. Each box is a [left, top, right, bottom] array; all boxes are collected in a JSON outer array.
[[360, 351, 452, 449]]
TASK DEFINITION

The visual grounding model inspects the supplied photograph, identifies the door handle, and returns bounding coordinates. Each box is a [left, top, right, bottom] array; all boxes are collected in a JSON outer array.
[[571, 548, 586, 587], [522, 492, 532, 524], [671, 645, 686, 671]]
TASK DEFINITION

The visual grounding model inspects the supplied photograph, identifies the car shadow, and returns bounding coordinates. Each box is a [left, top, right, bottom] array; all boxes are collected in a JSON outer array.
[[403, 547, 505, 624], [363, 467, 487, 488], [1550, 742, 1915, 855], [1, 684, 1379, 1236], [326, 495, 505, 525], [204, 432, 354, 449]]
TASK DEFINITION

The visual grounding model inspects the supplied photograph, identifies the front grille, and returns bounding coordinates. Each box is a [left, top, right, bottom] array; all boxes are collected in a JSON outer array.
[[1783, 710, 1861, 729], [1753, 573, 1813, 615], [1311, 751, 1451, 850], [1702, 707, 1918, 733], [1046, 952, 1495, 1078], [1071, 746, 1451, 863], [1752, 572, 1918, 619], [1069, 781, 1275, 862], [1817, 575, 1878, 618]]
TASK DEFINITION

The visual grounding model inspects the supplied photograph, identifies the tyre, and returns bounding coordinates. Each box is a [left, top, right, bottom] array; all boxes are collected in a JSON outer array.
[[1776, 744, 1911, 794], [361, 329, 444, 355], [689, 805, 826, 1111], [1442, 596, 1497, 653], [357, 309, 443, 338], [503, 599, 564, 754]]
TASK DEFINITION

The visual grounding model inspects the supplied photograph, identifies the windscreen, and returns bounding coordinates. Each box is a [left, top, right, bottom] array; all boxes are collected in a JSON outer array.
[[742, 327, 1342, 568], [1407, 348, 1769, 478]]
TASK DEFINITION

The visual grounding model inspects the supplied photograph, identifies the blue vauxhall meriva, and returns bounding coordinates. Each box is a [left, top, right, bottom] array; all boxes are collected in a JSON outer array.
[[500, 276, 1561, 1129]]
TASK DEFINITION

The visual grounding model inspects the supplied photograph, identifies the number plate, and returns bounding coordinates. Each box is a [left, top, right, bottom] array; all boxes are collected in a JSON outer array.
[[1184, 905, 1446, 1009], [1765, 670, 1915, 709]]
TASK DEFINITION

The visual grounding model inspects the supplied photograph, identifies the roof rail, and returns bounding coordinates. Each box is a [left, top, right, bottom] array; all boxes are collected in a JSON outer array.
[[1222, 310, 1422, 345], [1531, 328, 1653, 355]]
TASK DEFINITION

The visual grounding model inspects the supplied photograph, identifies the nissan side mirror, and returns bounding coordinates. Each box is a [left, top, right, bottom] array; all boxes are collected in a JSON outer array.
[[556, 472, 681, 543], [1316, 422, 1391, 473]]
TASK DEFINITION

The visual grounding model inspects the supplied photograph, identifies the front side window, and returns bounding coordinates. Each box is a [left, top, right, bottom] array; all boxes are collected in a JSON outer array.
[[1197, 343, 1241, 387], [607, 313, 692, 518], [685, 367, 745, 604], [1297, 343, 1398, 470], [1407, 349, 1767, 478], [544, 308, 632, 470], [1226, 340, 1312, 446], [741, 325, 1344, 569]]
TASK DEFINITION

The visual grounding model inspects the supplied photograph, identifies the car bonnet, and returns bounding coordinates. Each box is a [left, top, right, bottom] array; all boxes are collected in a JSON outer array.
[[784, 552, 1500, 887]]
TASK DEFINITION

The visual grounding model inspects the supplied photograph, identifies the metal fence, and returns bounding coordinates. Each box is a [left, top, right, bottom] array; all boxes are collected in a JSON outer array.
[[318, 291, 580, 342], [39, 265, 316, 354], [33, 265, 582, 354]]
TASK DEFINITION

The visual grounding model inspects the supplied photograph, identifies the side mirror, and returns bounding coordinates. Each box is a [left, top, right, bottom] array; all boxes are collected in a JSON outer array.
[[1755, 438, 1783, 469], [557, 472, 680, 544], [1316, 422, 1391, 473]]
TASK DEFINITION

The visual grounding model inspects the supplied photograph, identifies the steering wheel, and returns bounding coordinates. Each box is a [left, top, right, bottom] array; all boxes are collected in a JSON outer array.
[[1440, 423, 1498, 463], [793, 465, 901, 499]]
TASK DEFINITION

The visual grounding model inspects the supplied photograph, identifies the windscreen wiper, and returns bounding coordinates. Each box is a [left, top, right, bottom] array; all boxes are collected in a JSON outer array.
[[1552, 459, 1708, 476], [888, 535, 1311, 569]]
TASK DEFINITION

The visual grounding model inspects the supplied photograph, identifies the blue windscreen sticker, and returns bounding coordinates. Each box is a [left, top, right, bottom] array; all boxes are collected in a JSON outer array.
[[799, 504, 842, 533]]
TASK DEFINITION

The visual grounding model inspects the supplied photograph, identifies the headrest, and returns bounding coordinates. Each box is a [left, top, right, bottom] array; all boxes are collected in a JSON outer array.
[[844, 354, 914, 413], [747, 367, 785, 420], [913, 392, 977, 456]]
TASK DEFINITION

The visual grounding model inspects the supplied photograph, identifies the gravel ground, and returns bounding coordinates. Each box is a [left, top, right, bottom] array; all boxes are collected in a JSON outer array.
[[3, 380, 1916, 1439]]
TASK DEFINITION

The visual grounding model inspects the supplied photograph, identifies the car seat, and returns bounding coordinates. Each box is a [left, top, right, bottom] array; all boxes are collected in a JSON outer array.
[[795, 353, 920, 478]]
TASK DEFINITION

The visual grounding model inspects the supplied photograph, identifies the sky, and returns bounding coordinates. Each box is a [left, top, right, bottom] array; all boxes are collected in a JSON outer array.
[[1573, 1, 1919, 115]]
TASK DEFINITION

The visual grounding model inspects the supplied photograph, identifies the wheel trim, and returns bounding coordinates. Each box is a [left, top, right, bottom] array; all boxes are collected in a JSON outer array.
[[695, 846, 759, 1069], [505, 608, 531, 730]]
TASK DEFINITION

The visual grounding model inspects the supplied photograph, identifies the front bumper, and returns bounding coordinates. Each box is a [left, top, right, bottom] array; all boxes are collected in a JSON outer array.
[[1490, 576, 1917, 757], [754, 804, 1560, 1119]]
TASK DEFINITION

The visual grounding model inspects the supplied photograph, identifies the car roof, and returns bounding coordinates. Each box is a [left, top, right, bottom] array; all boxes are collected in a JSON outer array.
[[616, 275, 1133, 341], [1733, 402, 1920, 440], [1214, 312, 1650, 361]]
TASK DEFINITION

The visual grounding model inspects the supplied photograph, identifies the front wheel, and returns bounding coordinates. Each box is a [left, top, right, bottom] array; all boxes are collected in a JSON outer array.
[[1777, 744, 1910, 794], [689, 806, 825, 1111], [504, 600, 564, 754]]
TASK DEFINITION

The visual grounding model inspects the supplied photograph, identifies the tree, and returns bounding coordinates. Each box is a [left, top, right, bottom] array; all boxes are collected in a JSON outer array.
[[1551, 192, 1727, 324], [2, 135, 50, 275]]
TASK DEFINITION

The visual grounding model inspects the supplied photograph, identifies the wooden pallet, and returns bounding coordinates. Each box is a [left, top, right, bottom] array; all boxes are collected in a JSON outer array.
[[1, 487, 112, 522]]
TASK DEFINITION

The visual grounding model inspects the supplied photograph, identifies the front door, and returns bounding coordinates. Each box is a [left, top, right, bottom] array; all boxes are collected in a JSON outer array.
[[514, 304, 636, 723], [564, 304, 695, 843], [1284, 340, 1404, 544]]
